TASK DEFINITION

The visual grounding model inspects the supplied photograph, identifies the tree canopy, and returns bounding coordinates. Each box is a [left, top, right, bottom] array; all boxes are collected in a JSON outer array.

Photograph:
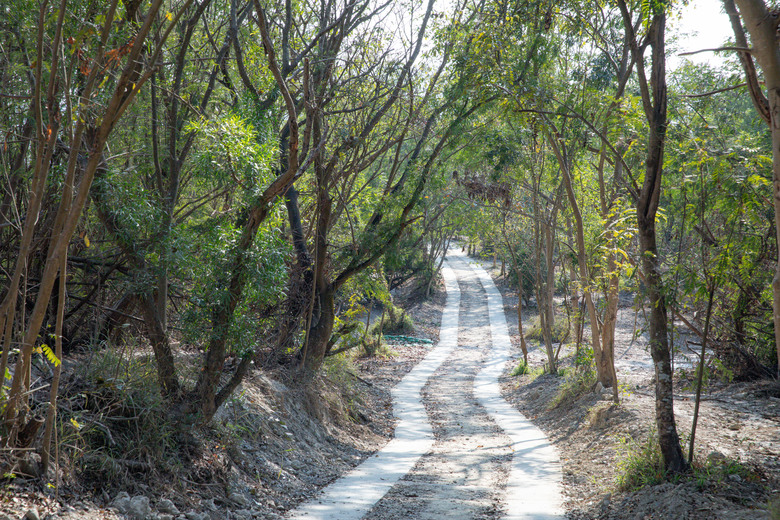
[[1, 0, 778, 478]]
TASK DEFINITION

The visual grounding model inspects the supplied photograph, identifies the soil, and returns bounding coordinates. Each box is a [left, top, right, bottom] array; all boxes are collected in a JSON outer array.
[[362, 255, 510, 519], [485, 256, 780, 520], [2, 255, 779, 520]]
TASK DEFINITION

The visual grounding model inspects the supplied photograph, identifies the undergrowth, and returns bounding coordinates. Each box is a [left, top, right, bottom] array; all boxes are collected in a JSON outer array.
[[64, 348, 186, 491], [615, 430, 665, 491], [510, 360, 543, 380], [524, 315, 572, 344], [368, 302, 414, 336], [511, 360, 530, 376], [615, 429, 761, 493], [548, 365, 596, 410]]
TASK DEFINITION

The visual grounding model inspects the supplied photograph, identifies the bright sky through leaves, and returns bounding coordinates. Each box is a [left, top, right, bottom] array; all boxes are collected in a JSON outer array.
[[672, 0, 733, 69]]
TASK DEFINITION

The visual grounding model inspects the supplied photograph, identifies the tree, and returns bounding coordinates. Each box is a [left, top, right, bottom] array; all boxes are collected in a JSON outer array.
[[0, 0, 195, 457], [726, 0, 780, 378], [617, 0, 688, 473]]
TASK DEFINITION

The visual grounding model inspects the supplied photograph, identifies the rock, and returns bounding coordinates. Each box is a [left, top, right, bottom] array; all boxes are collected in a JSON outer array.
[[127, 495, 152, 519], [706, 451, 727, 465], [228, 491, 249, 506], [158, 515, 174, 520], [157, 498, 180, 515], [595, 382, 604, 394], [728, 473, 743, 482], [185, 512, 209, 520], [233, 510, 253, 520], [24, 509, 40, 520], [202, 499, 218, 511], [16, 453, 43, 478], [111, 491, 132, 513]]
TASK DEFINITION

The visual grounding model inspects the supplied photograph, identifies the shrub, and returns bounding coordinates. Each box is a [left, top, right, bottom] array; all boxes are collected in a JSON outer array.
[[511, 360, 530, 376], [524, 315, 572, 344], [66, 349, 182, 488], [548, 365, 597, 410], [369, 303, 414, 336], [615, 430, 665, 491]]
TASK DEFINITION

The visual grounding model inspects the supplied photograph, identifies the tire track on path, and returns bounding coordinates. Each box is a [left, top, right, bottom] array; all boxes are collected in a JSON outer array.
[[288, 250, 563, 519], [287, 263, 460, 520], [363, 251, 512, 519], [469, 255, 563, 520]]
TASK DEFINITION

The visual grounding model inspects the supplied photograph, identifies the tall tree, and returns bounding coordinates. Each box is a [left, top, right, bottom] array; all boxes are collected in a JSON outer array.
[[617, 0, 688, 473], [727, 0, 780, 377]]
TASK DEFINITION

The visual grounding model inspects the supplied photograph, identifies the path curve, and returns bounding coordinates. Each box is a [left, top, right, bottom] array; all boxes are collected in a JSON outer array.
[[468, 253, 563, 519], [287, 264, 460, 519], [288, 250, 562, 519]]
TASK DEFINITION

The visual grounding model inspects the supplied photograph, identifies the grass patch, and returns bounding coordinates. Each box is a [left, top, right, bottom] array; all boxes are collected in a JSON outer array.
[[510, 360, 530, 376], [524, 315, 572, 344], [323, 351, 358, 392], [691, 453, 760, 489], [510, 359, 544, 380], [548, 365, 597, 410], [615, 430, 666, 491], [615, 433, 762, 493]]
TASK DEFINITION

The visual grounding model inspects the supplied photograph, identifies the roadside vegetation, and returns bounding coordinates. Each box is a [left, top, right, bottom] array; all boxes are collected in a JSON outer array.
[[1, 0, 779, 516]]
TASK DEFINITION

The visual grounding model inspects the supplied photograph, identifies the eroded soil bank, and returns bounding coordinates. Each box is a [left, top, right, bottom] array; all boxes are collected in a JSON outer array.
[[488, 254, 780, 520]]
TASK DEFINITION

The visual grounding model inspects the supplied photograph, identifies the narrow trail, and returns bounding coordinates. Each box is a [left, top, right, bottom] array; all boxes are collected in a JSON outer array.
[[288, 250, 562, 519]]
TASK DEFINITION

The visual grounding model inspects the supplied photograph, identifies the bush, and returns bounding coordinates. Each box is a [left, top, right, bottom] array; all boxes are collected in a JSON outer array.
[[66, 349, 183, 488], [524, 315, 572, 344], [511, 360, 530, 376], [548, 365, 597, 410], [369, 303, 414, 336], [573, 344, 594, 367], [615, 430, 665, 491]]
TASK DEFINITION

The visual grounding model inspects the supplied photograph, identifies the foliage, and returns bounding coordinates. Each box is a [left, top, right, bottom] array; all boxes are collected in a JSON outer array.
[[510, 360, 530, 376], [369, 303, 415, 337], [2, 0, 780, 487], [66, 350, 182, 487], [548, 364, 597, 410], [525, 315, 572, 345], [615, 429, 666, 491]]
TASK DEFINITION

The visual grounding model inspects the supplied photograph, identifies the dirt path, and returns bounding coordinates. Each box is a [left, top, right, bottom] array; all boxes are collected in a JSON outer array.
[[290, 249, 563, 520], [364, 253, 512, 519]]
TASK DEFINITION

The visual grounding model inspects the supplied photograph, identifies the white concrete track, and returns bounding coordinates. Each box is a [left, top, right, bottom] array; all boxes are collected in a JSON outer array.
[[287, 250, 563, 519], [467, 253, 564, 520], [287, 264, 460, 520]]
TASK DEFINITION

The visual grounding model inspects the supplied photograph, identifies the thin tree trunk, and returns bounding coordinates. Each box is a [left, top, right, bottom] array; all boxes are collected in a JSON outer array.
[[501, 219, 528, 364], [618, 0, 688, 473], [688, 285, 715, 463], [40, 249, 66, 473], [545, 124, 610, 386]]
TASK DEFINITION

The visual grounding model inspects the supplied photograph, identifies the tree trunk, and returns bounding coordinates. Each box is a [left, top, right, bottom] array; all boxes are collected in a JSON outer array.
[[618, 0, 688, 473], [546, 125, 611, 386], [501, 220, 528, 364]]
